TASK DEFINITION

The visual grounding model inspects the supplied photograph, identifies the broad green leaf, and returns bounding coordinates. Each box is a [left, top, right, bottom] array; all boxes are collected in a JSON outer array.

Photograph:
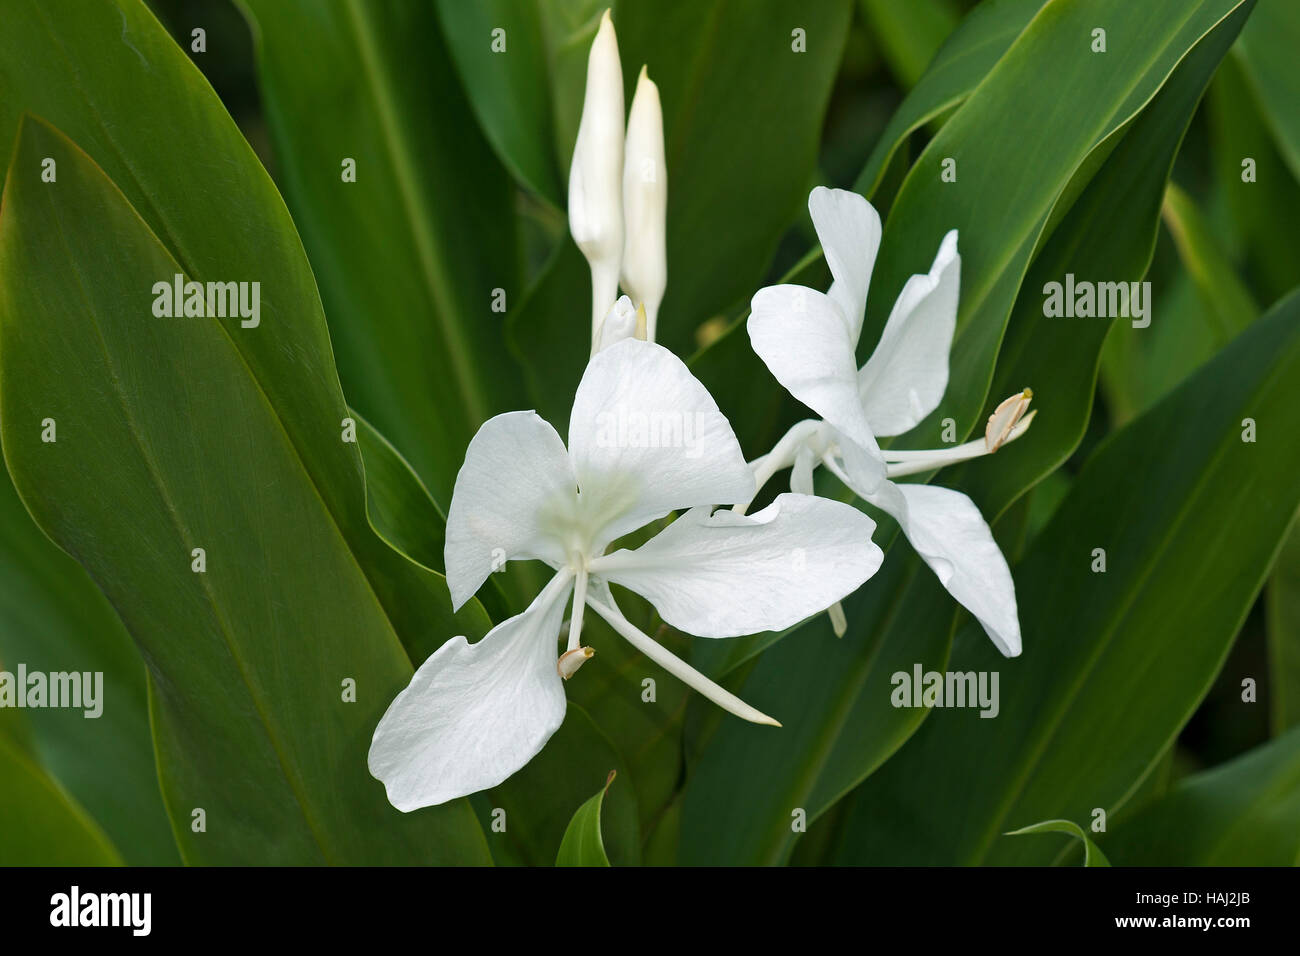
[[0, 0, 486, 668], [478, 704, 639, 866], [239, 0, 527, 504], [1162, 183, 1258, 334], [0, 116, 487, 865], [858, 0, 961, 89], [1267, 523, 1300, 733], [1005, 818, 1109, 866], [556, 770, 617, 866], [0, 732, 122, 866], [1106, 728, 1300, 865], [853, 0, 1048, 198], [835, 287, 1300, 865], [862, 0, 1250, 455], [0, 470, 179, 864], [435, 0, 565, 206], [1235, 0, 1300, 180], [679, 0, 1245, 866]]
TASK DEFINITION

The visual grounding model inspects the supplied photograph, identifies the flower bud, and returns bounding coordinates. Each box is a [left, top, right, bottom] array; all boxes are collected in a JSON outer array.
[[569, 9, 625, 346], [622, 66, 667, 342]]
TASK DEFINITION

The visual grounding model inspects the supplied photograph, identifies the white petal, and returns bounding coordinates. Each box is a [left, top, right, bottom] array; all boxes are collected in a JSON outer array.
[[368, 571, 574, 811], [866, 481, 1021, 656], [595, 294, 639, 352], [790, 444, 817, 495], [568, 339, 753, 553], [808, 186, 882, 343], [590, 493, 883, 637], [748, 284, 882, 459], [858, 230, 960, 437], [444, 411, 576, 609]]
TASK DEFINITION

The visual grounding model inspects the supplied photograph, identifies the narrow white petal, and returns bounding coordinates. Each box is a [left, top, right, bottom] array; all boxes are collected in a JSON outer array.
[[444, 411, 577, 609], [585, 592, 781, 726], [368, 571, 575, 811], [790, 444, 817, 496], [808, 186, 882, 343], [866, 481, 1021, 657], [590, 493, 882, 637], [748, 284, 883, 461], [859, 230, 960, 437], [567, 339, 753, 553]]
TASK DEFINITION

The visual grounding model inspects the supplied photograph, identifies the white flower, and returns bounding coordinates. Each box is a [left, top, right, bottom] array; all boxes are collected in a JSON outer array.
[[745, 187, 1035, 657], [368, 338, 884, 810], [594, 294, 646, 352], [621, 66, 667, 342], [569, 9, 624, 343]]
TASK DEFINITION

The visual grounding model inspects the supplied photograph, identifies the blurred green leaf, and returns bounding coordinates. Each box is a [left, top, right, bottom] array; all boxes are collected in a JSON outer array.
[[1106, 727, 1300, 865], [858, 0, 961, 89], [556, 769, 617, 866], [0, 470, 179, 864], [0, 732, 122, 866], [835, 287, 1300, 865], [240, 0, 527, 505], [1267, 523, 1300, 733], [435, 0, 565, 206], [0, 116, 489, 864], [1235, 0, 1300, 180], [1005, 818, 1109, 866]]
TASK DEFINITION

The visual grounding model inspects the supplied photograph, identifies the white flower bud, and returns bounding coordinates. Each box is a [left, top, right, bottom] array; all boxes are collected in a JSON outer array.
[[621, 66, 667, 343], [569, 9, 624, 347]]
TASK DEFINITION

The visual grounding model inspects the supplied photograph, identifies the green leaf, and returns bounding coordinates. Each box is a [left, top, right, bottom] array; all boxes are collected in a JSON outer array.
[[1005, 819, 1110, 866], [434, 0, 565, 205], [0, 469, 180, 864], [0, 115, 488, 864], [857, 0, 961, 89], [1267, 522, 1300, 733], [1105, 727, 1300, 865], [863, 0, 1251, 454], [0, 0, 486, 669], [835, 287, 1300, 865], [239, 0, 527, 504], [678, 0, 1246, 866], [853, 0, 1048, 198], [0, 732, 122, 866], [556, 770, 617, 866], [1235, 0, 1300, 180]]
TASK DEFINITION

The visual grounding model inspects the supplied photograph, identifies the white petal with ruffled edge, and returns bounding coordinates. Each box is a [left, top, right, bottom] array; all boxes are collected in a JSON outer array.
[[591, 493, 883, 637], [444, 412, 577, 610], [808, 186, 882, 343], [858, 230, 960, 437], [866, 481, 1021, 657], [748, 285, 883, 475], [567, 339, 753, 552], [368, 571, 574, 811]]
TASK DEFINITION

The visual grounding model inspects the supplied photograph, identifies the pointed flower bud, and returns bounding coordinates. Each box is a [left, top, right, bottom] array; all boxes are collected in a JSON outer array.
[[569, 9, 625, 347], [621, 65, 667, 343]]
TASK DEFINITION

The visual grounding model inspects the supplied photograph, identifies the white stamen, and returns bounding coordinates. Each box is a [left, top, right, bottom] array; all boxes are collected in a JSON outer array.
[[585, 595, 782, 727], [567, 566, 590, 652], [558, 646, 595, 680]]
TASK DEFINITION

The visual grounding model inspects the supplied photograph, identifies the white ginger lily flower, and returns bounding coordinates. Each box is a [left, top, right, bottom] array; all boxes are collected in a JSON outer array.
[[745, 187, 1035, 657], [368, 338, 884, 811]]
